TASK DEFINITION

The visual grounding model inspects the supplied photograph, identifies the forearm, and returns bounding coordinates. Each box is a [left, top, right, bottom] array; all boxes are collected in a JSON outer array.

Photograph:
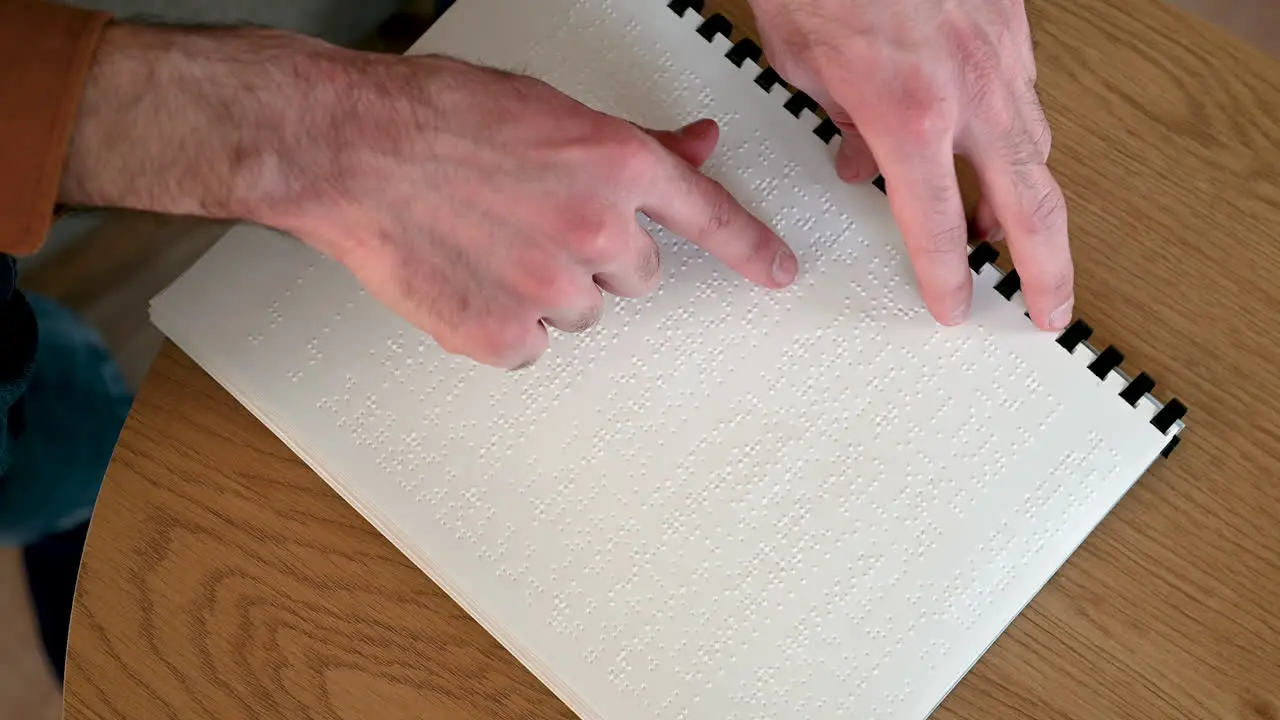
[[58, 23, 342, 227]]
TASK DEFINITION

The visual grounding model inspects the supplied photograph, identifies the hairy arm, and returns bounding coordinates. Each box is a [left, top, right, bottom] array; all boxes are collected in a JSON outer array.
[[54, 22, 794, 368], [59, 24, 338, 232]]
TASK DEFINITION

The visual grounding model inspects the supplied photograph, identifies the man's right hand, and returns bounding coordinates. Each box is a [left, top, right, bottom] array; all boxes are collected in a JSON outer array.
[[274, 56, 800, 369], [59, 28, 798, 369]]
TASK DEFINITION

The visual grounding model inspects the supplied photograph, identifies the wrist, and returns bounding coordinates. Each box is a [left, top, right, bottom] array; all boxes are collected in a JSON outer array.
[[248, 51, 458, 263]]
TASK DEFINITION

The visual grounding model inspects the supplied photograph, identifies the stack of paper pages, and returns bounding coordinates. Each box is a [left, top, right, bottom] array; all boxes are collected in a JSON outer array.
[[149, 1, 1186, 717]]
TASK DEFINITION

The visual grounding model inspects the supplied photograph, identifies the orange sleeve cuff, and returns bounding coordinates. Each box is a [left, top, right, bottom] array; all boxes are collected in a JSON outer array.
[[0, 1, 112, 257]]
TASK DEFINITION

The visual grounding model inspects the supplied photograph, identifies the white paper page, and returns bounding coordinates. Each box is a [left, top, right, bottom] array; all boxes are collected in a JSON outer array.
[[150, 1, 1183, 718]]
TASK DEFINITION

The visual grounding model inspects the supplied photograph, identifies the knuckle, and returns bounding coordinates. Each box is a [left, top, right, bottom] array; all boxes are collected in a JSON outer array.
[[1046, 267, 1075, 298], [888, 70, 953, 142], [565, 296, 604, 334], [964, 77, 1014, 142], [611, 132, 661, 184], [1025, 180, 1067, 235], [477, 319, 535, 367], [1027, 96, 1053, 161], [518, 259, 582, 310], [1024, 267, 1074, 308], [762, 48, 803, 84], [635, 241, 662, 290], [566, 214, 620, 263], [700, 183, 739, 237], [767, 43, 830, 94], [464, 332, 507, 368], [431, 329, 468, 358], [757, 19, 831, 88], [935, 275, 973, 310], [997, 96, 1052, 168], [982, 97, 1018, 142], [919, 222, 969, 256], [998, 127, 1044, 168], [1034, 124, 1052, 164], [537, 267, 583, 309]]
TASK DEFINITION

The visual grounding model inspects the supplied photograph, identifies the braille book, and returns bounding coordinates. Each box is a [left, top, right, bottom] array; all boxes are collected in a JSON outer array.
[[149, 0, 1187, 717]]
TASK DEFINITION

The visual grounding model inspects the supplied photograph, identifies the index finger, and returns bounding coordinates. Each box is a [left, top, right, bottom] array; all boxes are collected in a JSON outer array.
[[639, 156, 798, 290]]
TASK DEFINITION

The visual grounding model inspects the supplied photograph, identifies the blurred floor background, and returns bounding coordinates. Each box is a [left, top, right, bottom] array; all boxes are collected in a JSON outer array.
[[1, 0, 1276, 718]]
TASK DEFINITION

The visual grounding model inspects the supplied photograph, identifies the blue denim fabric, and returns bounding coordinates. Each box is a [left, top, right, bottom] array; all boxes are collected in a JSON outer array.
[[0, 255, 133, 547]]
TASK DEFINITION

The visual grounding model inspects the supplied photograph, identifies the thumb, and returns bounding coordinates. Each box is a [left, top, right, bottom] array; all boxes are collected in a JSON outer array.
[[795, 85, 880, 184], [972, 194, 1004, 244], [818, 103, 879, 184], [643, 118, 720, 169], [834, 122, 880, 183]]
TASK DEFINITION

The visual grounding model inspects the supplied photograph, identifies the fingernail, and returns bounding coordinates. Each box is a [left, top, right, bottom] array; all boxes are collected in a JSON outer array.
[[772, 247, 798, 286], [1047, 297, 1074, 330], [948, 297, 971, 326], [986, 228, 1005, 244]]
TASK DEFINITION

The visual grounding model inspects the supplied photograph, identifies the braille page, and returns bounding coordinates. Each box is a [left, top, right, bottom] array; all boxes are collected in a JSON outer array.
[[149, 1, 1184, 718]]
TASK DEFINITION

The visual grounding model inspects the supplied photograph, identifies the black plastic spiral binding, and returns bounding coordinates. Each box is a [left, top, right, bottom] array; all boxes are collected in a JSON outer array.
[[993, 269, 1022, 301], [664, 0, 1187, 457]]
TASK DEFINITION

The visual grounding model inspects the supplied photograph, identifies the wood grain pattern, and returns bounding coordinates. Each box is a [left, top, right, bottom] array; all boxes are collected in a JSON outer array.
[[64, 0, 1280, 718], [64, 347, 578, 720]]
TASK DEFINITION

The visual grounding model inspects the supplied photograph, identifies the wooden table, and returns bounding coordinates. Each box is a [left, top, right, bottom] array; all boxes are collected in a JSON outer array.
[[64, 0, 1280, 717]]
